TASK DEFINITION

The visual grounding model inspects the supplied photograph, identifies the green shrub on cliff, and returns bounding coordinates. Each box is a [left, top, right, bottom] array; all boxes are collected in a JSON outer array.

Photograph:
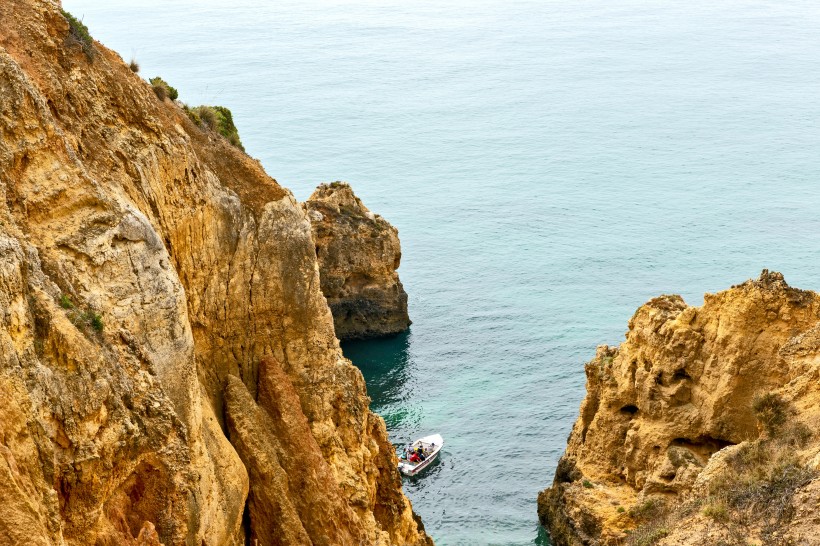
[[150, 76, 179, 101], [87, 311, 104, 332], [58, 294, 103, 335], [59, 294, 75, 309], [60, 10, 95, 59], [147, 80, 244, 151], [184, 104, 245, 151]]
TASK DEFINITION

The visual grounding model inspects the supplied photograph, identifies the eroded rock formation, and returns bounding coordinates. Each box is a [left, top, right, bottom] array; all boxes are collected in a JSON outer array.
[[304, 182, 411, 340], [540, 271, 820, 545], [0, 1, 429, 544]]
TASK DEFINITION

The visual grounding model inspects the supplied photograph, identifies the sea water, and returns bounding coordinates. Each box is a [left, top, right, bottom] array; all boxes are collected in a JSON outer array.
[[61, 1, 820, 543]]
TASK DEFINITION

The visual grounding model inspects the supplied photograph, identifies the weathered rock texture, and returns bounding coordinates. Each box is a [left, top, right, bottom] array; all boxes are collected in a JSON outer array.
[[540, 270, 820, 545], [304, 182, 411, 340], [0, 1, 430, 544]]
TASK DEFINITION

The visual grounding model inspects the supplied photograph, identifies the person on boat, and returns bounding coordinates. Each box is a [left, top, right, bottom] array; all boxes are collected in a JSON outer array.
[[409, 451, 421, 463], [416, 447, 426, 461]]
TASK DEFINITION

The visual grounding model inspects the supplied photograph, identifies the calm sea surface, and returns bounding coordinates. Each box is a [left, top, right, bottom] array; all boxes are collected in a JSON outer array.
[[62, 1, 820, 543]]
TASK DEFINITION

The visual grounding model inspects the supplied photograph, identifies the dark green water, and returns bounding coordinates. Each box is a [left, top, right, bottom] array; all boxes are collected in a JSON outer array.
[[344, 333, 553, 545]]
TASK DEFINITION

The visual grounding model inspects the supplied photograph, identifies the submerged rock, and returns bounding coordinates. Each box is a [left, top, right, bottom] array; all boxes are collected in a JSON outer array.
[[305, 182, 411, 340], [540, 270, 820, 545]]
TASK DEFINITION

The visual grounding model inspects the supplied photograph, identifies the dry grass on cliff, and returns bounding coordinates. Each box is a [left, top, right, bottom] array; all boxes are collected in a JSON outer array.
[[624, 396, 817, 546], [623, 497, 680, 546], [699, 427, 816, 545]]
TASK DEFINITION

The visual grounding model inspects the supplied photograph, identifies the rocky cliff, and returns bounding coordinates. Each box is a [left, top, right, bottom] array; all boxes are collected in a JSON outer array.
[[539, 271, 820, 545], [304, 182, 411, 340], [0, 1, 430, 544]]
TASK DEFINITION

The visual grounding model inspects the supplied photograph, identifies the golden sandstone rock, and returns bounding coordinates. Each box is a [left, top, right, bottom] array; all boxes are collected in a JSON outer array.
[[0, 1, 429, 544], [540, 270, 820, 545], [305, 182, 411, 340]]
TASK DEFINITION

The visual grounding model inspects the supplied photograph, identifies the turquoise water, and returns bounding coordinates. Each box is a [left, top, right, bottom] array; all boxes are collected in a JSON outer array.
[[63, 1, 820, 543]]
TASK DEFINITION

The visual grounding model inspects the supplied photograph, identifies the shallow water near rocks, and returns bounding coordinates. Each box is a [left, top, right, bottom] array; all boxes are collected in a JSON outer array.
[[64, 1, 820, 543]]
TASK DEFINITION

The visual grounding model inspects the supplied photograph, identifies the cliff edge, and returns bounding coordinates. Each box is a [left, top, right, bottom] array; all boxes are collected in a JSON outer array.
[[0, 1, 430, 544], [305, 182, 411, 340], [540, 270, 820, 545]]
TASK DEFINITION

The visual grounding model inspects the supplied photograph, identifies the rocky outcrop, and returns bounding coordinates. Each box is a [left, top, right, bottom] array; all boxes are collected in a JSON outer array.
[[540, 271, 820, 545], [225, 365, 365, 546], [0, 1, 429, 544], [304, 182, 411, 340]]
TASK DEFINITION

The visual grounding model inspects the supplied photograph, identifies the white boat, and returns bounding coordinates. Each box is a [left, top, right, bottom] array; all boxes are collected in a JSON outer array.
[[398, 434, 443, 477]]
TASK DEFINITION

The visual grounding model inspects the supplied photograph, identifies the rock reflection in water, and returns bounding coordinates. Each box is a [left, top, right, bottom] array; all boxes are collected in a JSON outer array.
[[341, 330, 418, 429]]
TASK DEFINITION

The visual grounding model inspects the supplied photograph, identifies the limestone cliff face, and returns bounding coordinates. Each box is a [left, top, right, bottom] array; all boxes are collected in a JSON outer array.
[[0, 1, 430, 544], [304, 182, 411, 340], [540, 271, 820, 545]]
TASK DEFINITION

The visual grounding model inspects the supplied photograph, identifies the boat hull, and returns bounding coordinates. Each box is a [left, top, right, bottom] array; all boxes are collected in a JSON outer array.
[[398, 434, 443, 476]]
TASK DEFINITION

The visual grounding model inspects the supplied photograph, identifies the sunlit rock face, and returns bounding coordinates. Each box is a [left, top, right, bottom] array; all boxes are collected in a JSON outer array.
[[0, 1, 430, 543], [540, 271, 820, 545], [305, 182, 411, 340]]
